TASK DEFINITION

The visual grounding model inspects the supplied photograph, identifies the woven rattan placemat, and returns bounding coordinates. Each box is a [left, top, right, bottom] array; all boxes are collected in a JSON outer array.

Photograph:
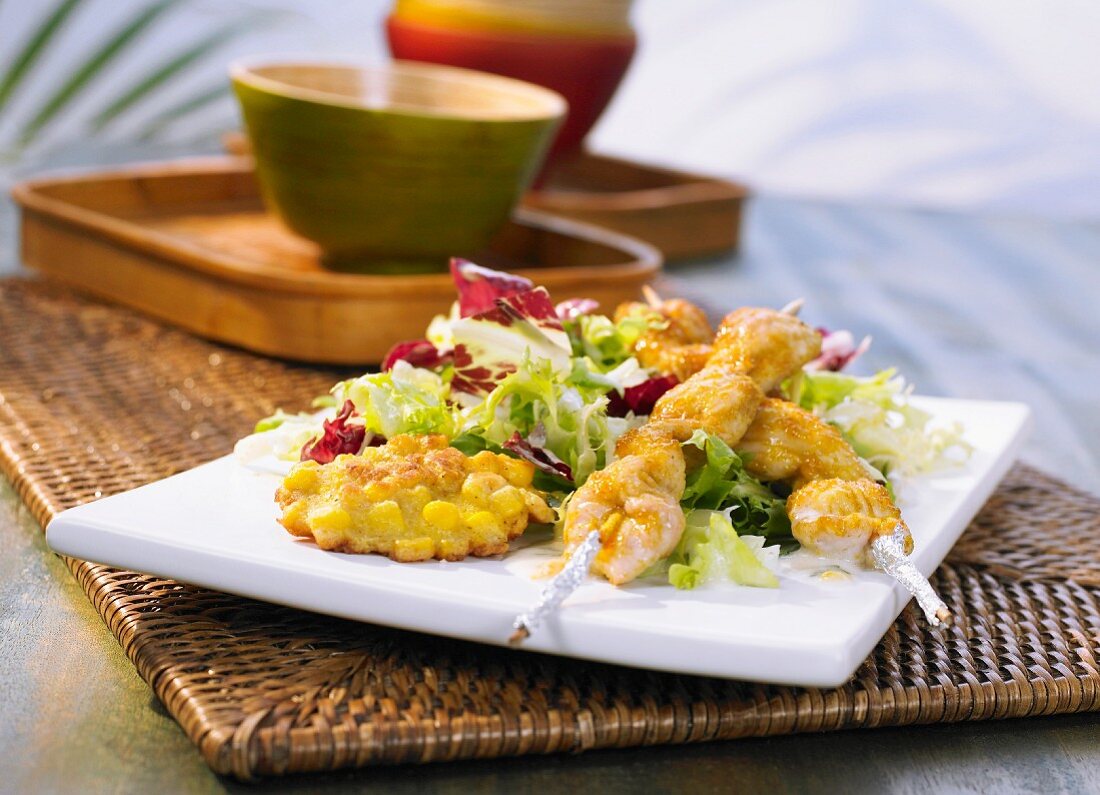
[[2, 278, 1098, 781]]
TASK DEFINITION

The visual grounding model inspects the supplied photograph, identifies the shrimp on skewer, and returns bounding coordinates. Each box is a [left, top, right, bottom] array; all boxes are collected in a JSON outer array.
[[614, 291, 714, 381], [558, 305, 818, 588], [709, 308, 822, 393], [612, 292, 818, 387], [740, 400, 952, 626], [512, 297, 951, 642], [562, 424, 691, 585], [510, 305, 819, 642]]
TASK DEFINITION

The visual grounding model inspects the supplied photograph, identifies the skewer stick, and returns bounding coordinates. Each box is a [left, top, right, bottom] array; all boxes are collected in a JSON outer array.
[[509, 529, 602, 645], [871, 523, 953, 628], [780, 298, 805, 316], [642, 284, 664, 309]]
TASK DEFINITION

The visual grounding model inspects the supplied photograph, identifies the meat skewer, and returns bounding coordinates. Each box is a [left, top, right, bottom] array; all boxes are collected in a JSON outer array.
[[740, 399, 952, 626], [510, 298, 951, 643], [614, 289, 715, 381], [509, 528, 601, 645], [511, 301, 813, 638]]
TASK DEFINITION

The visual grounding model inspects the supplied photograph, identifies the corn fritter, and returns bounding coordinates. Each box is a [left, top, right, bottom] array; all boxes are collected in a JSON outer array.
[[277, 434, 555, 562]]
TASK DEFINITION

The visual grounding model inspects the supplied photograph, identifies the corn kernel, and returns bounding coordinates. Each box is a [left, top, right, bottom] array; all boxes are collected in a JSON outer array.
[[438, 538, 469, 559], [423, 500, 460, 531], [469, 451, 499, 473], [310, 505, 352, 533], [500, 457, 534, 487], [366, 500, 405, 532], [394, 537, 435, 560], [464, 510, 499, 534], [461, 477, 491, 507], [489, 487, 525, 519], [284, 464, 320, 492], [363, 481, 395, 502], [387, 435, 418, 455], [281, 500, 309, 530], [408, 485, 433, 507]]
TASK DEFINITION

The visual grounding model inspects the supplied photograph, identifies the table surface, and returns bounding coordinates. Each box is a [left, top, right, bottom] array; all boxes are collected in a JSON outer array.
[[2, 180, 1099, 792]]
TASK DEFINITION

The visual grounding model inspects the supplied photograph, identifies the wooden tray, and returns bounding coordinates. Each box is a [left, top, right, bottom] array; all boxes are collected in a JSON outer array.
[[524, 152, 748, 260], [223, 133, 747, 260], [12, 159, 661, 365]]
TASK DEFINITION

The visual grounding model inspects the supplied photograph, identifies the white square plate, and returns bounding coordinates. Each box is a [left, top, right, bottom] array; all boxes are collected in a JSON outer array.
[[47, 397, 1031, 687]]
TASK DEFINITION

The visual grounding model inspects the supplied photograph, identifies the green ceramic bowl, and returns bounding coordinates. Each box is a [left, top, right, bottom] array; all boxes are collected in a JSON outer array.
[[231, 58, 565, 272]]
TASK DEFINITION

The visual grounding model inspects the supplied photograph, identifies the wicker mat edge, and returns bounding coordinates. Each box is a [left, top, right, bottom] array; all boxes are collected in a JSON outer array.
[[2, 278, 1100, 780]]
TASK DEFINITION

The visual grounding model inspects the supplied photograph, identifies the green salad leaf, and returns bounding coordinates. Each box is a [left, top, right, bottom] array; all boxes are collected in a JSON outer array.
[[477, 354, 637, 485], [668, 511, 779, 590], [788, 368, 970, 478], [236, 409, 327, 464], [335, 360, 459, 439], [681, 430, 792, 540], [661, 431, 791, 589], [565, 313, 653, 369]]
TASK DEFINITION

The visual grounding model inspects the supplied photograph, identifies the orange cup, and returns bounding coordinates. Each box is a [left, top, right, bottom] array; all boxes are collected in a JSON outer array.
[[386, 12, 635, 170]]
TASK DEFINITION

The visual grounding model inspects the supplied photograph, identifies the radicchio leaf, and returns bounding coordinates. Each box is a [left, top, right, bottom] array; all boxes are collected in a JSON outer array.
[[450, 258, 533, 317], [606, 374, 679, 417], [448, 343, 503, 396], [503, 429, 574, 483], [300, 400, 366, 463], [807, 328, 872, 372], [381, 339, 453, 372], [501, 287, 568, 341], [449, 286, 572, 397], [555, 297, 599, 320]]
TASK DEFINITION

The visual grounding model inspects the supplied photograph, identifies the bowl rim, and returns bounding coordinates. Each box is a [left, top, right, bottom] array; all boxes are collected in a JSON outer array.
[[229, 56, 567, 122]]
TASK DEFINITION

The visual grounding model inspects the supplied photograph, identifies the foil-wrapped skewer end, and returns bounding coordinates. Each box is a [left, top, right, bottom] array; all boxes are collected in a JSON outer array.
[[508, 530, 601, 645], [871, 523, 953, 629]]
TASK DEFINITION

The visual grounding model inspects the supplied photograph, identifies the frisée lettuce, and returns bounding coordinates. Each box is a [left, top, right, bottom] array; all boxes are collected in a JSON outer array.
[[564, 312, 654, 370], [477, 354, 640, 485], [335, 361, 460, 440], [788, 368, 970, 479]]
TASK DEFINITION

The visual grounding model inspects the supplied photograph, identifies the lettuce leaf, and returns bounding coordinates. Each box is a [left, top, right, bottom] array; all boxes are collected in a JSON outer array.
[[300, 399, 367, 463], [555, 298, 599, 320], [668, 511, 779, 590], [680, 430, 792, 540], [565, 312, 652, 370], [381, 339, 453, 372], [503, 427, 574, 484], [235, 409, 333, 466], [606, 374, 679, 417], [806, 328, 871, 372], [449, 287, 572, 397], [335, 361, 459, 439], [789, 368, 971, 478], [477, 354, 637, 484]]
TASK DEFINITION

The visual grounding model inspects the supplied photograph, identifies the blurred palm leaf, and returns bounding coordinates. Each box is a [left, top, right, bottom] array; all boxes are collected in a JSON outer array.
[[136, 82, 233, 142], [0, 0, 278, 153], [18, 0, 180, 145], [90, 20, 254, 132], [0, 0, 84, 114]]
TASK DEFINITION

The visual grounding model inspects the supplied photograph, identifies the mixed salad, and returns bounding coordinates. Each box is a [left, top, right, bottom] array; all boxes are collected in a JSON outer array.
[[237, 259, 969, 590]]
